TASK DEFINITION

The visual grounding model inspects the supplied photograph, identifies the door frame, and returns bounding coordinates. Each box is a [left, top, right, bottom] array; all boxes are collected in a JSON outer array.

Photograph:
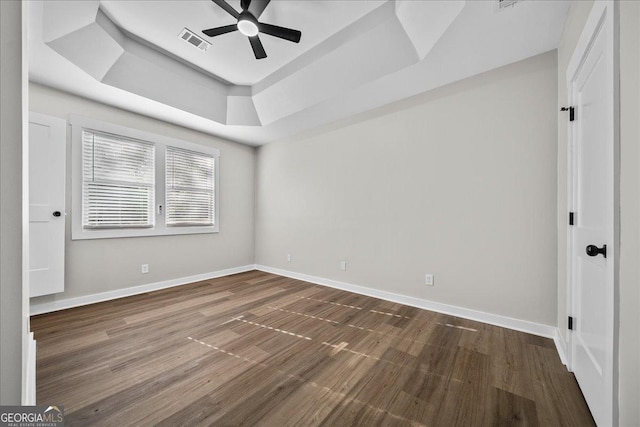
[[565, 1, 620, 425]]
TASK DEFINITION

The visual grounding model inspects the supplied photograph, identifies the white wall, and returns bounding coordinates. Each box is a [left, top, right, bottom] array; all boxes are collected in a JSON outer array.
[[29, 84, 256, 305], [255, 51, 558, 326], [0, 0, 25, 404]]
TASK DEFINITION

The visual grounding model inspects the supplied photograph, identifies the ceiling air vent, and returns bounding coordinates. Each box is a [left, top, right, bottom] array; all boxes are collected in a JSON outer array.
[[497, 0, 519, 10], [178, 28, 211, 52]]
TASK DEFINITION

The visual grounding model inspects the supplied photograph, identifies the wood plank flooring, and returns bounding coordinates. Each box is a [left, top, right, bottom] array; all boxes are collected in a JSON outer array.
[[31, 271, 595, 426]]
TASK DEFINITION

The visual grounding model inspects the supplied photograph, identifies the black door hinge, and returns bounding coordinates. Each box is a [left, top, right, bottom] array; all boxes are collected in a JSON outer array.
[[569, 212, 575, 226], [568, 316, 574, 331], [561, 106, 575, 121]]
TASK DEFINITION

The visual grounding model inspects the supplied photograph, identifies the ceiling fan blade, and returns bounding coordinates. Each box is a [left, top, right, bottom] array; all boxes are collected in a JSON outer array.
[[249, 35, 267, 59], [210, 0, 239, 19], [202, 24, 238, 37], [248, 0, 271, 18], [258, 23, 301, 43]]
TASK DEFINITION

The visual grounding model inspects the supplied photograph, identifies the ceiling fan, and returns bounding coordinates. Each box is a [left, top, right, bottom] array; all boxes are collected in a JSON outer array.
[[202, 0, 302, 60]]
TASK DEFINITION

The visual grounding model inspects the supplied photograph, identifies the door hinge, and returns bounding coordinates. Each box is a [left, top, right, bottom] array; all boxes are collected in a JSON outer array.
[[568, 316, 574, 331], [561, 106, 575, 121], [569, 212, 575, 226]]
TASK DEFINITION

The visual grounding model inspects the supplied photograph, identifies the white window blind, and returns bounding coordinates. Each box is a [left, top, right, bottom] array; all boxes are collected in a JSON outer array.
[[166, 146, 215, 227], [82, 130, 155, 229]]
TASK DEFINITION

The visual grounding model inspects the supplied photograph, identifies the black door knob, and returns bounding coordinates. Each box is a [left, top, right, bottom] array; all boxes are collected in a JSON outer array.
[[586, 244, 607, 258], [53, 211, 61, 217]]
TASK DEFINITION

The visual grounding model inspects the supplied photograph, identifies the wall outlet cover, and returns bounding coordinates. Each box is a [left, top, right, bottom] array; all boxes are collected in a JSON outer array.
[[425, 274, 434, 286]]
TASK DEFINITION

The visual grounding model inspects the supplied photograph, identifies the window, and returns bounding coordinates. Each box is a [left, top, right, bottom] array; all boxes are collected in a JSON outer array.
[[82, 130, 155, 229], [166, 147, 215, 227], [71, 115, 220, 240]]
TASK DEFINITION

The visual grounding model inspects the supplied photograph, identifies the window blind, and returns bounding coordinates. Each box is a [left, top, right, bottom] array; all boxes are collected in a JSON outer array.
[[82, 130, 155, 229], [166, 146, 215, 226]]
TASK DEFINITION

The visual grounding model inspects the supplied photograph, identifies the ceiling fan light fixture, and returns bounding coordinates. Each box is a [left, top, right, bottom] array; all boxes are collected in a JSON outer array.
[[237, 12, 259, 37], [203, 0, 301, 59]]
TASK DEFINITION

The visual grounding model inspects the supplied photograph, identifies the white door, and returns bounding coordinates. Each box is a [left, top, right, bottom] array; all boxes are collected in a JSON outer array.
[[567, 2, 617, 426], [29, 113, 66, 297]]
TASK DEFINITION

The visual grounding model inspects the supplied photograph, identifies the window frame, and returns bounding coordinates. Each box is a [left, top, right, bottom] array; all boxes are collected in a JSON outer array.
[[71, 115, 220, 240]]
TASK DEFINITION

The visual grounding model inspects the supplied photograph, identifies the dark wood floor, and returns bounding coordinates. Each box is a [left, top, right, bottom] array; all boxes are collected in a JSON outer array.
[[31, 270, 595, 426]]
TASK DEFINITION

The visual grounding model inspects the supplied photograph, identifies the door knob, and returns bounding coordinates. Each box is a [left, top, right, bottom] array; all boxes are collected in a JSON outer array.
[[52, 211, 61, 217], [586, 244, 607, 258]]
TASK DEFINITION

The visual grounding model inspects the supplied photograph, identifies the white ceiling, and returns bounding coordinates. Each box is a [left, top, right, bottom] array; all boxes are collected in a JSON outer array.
[[100, 0, 385, 86], [28, 0, 570, 146]]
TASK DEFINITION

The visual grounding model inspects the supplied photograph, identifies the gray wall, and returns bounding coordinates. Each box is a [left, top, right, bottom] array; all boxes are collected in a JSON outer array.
[[0, 0, 25, 404], [29, 84, 256, 304], [557, 2, 640, 424], [255, 51, 558, 326]]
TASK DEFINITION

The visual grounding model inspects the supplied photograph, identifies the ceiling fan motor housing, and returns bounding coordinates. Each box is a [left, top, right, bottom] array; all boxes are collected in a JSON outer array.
[[237, 11, 259, 37]]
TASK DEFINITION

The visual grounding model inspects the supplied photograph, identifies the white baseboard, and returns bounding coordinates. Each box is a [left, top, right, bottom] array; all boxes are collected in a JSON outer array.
[[24, 332, 36, 405], [30, 265, 256, 315], [256, 265, 556, 339], [554, 328, 569, 366], [31, 263, 558, 342]]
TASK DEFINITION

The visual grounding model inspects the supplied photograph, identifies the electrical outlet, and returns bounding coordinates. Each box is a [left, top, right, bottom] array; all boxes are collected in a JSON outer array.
[[339, 261, 347, 271], [287, 254, 292, 262], [425, 274, 434, 286], [141, 264, 149, 274]]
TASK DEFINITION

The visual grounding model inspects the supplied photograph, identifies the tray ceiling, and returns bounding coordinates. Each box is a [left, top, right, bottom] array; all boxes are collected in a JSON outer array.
[[29, 0, 570, 145]]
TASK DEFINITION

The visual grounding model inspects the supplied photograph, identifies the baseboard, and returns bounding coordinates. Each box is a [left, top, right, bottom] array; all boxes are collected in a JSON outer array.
[[23, 332, 36, 405], [31, 263, 558, 341], [30, 264, 256, 315], [553, 328, 569, 366], [256, 265, 556, 339]]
